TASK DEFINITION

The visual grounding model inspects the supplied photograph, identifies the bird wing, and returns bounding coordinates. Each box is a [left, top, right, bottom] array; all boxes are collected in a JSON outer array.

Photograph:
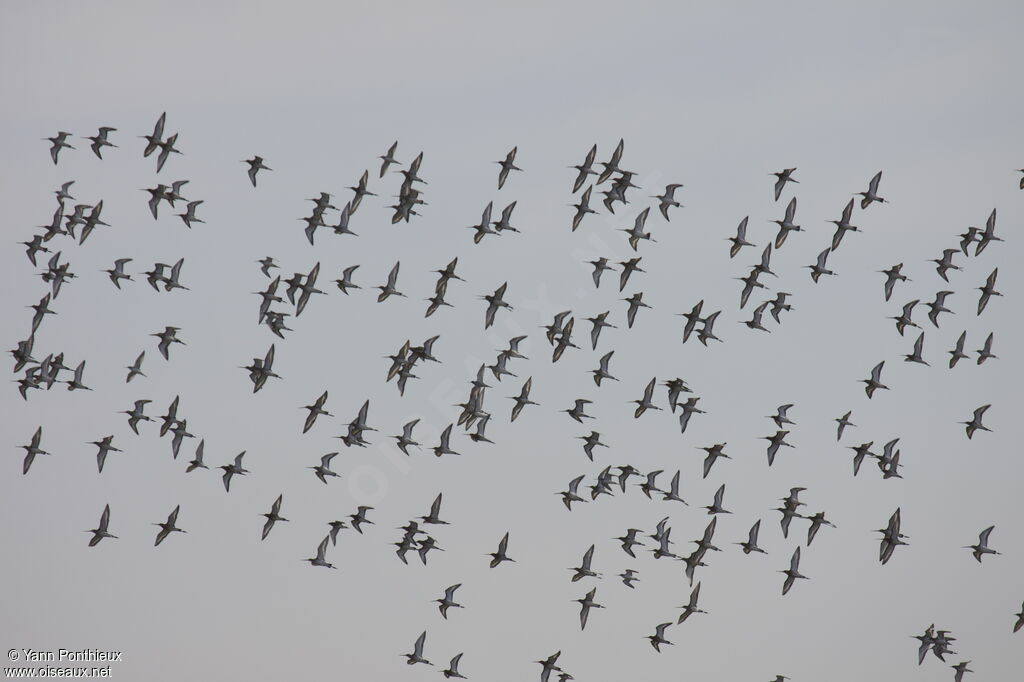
[[785, 196, 797, 222], [979, 526, 994, 545], [869, 171, 882, 193], [582, 544, 594, 569], [871, 362, 884, 382]]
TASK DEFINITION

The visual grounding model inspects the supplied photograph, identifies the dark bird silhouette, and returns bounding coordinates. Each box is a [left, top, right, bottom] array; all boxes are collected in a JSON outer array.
[[857, 170, 886, 208], [260, 495, 288, 540], [780, 547, 808, 595], [495, 147, 522, 189], [772, 168, 798, 201], [961, 405, 991, 439], [87, 505, 117, 546], [488, 532, 514, 568], [154, 505, 186, 546], [244, 156, 271, 186], [861, 361, 889, 398]]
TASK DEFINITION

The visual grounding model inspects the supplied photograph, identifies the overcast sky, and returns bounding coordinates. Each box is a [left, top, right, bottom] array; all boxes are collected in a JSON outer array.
[[1, 2, 1021, 680]]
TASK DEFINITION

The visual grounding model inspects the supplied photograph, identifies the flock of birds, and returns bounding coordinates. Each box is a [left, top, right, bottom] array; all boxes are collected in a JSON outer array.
[[10, 116, 1017, 681]]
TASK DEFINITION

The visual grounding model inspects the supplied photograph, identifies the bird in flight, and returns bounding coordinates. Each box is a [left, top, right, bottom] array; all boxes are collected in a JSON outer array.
[[495, 146, 522, 189], [304, 536, 336, 569], [961, 405, 992, 439], [86, 505, 117, 547], [488, 532, 514, 568], [780, 547, 808, 595], [154, 505, 186, 546], [19, 426, 48, 475], [965, 526, 1000, 562], [260, 495, 288, 540], [403, 631, 431, 665], [857, 170, 886, 208], [244, 156, 272, 186], [772, 167, 797, 201]]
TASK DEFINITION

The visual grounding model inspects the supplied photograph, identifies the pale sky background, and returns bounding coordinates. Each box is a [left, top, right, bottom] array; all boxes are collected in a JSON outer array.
[[1, 2, 1021, 680]]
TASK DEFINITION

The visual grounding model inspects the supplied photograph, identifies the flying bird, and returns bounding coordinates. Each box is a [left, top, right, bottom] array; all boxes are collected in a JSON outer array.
[[622, 292, 650, 328], [435, 584, 463, 619], [151, 326, 185, 361], [646, 623, 673, 652], [903, 332, 928, 366], [632, 377, 660, 418], [181, 439, 208, 473], [806, 511, 836, 546], [559, 475, 587, 511], [392, 420, 421, 456], [122, 351, 146, 384], [495, 147, 522, 189], [302, 391, 331, 433], [488, 532, 514, 568], [307, 452, 339, 485], [964, 526, 1000, 562], [535, 651, 562, 682], [975, 332, 996, 365], [772, 197, 801, 248], [974, 208, 1001, 255], [570, 544, 600, 582], [571, 144, 598, 192], [857, 171, 886, 208], [806, 248, 835, 282], [154, 505, 186, 546], [772, 168, 798, 201], [881, 263, 909, 301], [574, 588, 603, 630], [780, 547, 808, 595], [46, 131, 75, 164], [121, 400, 153, 435], [442, 654, 466, 679], [482, 282, 511, 329], [976, 268, 1001, 315], [727, 217, 754, 257], [86, 504, 116, 546], [829, 198, 859, 250], [378, 141, 399, 177], [349, 506, 374, 533], [571, 186, 597, 231], [926, 291, 955, 327], [961, 405, 991, 439], [244, 156, 271, 186], [677, 582, 707, 623], [931, 249, 961, 282], [509, 377, 538, 421], [835, 411, 855, 440], [652, 183, 683, 220], [948, 331, 969, 368], [260, 495, 288, 540], [304, 536, 337, 569], [91, 435, 122, 473], [141, 112, 166, 157], [736, 520, 767, 555], [19, 426, 48, 475], [861, 361, 889, 398], [219, 452, 249, 492]]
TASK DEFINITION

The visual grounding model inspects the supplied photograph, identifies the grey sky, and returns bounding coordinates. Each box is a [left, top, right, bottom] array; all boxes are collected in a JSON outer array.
[[1, 2, 1021, 680]]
